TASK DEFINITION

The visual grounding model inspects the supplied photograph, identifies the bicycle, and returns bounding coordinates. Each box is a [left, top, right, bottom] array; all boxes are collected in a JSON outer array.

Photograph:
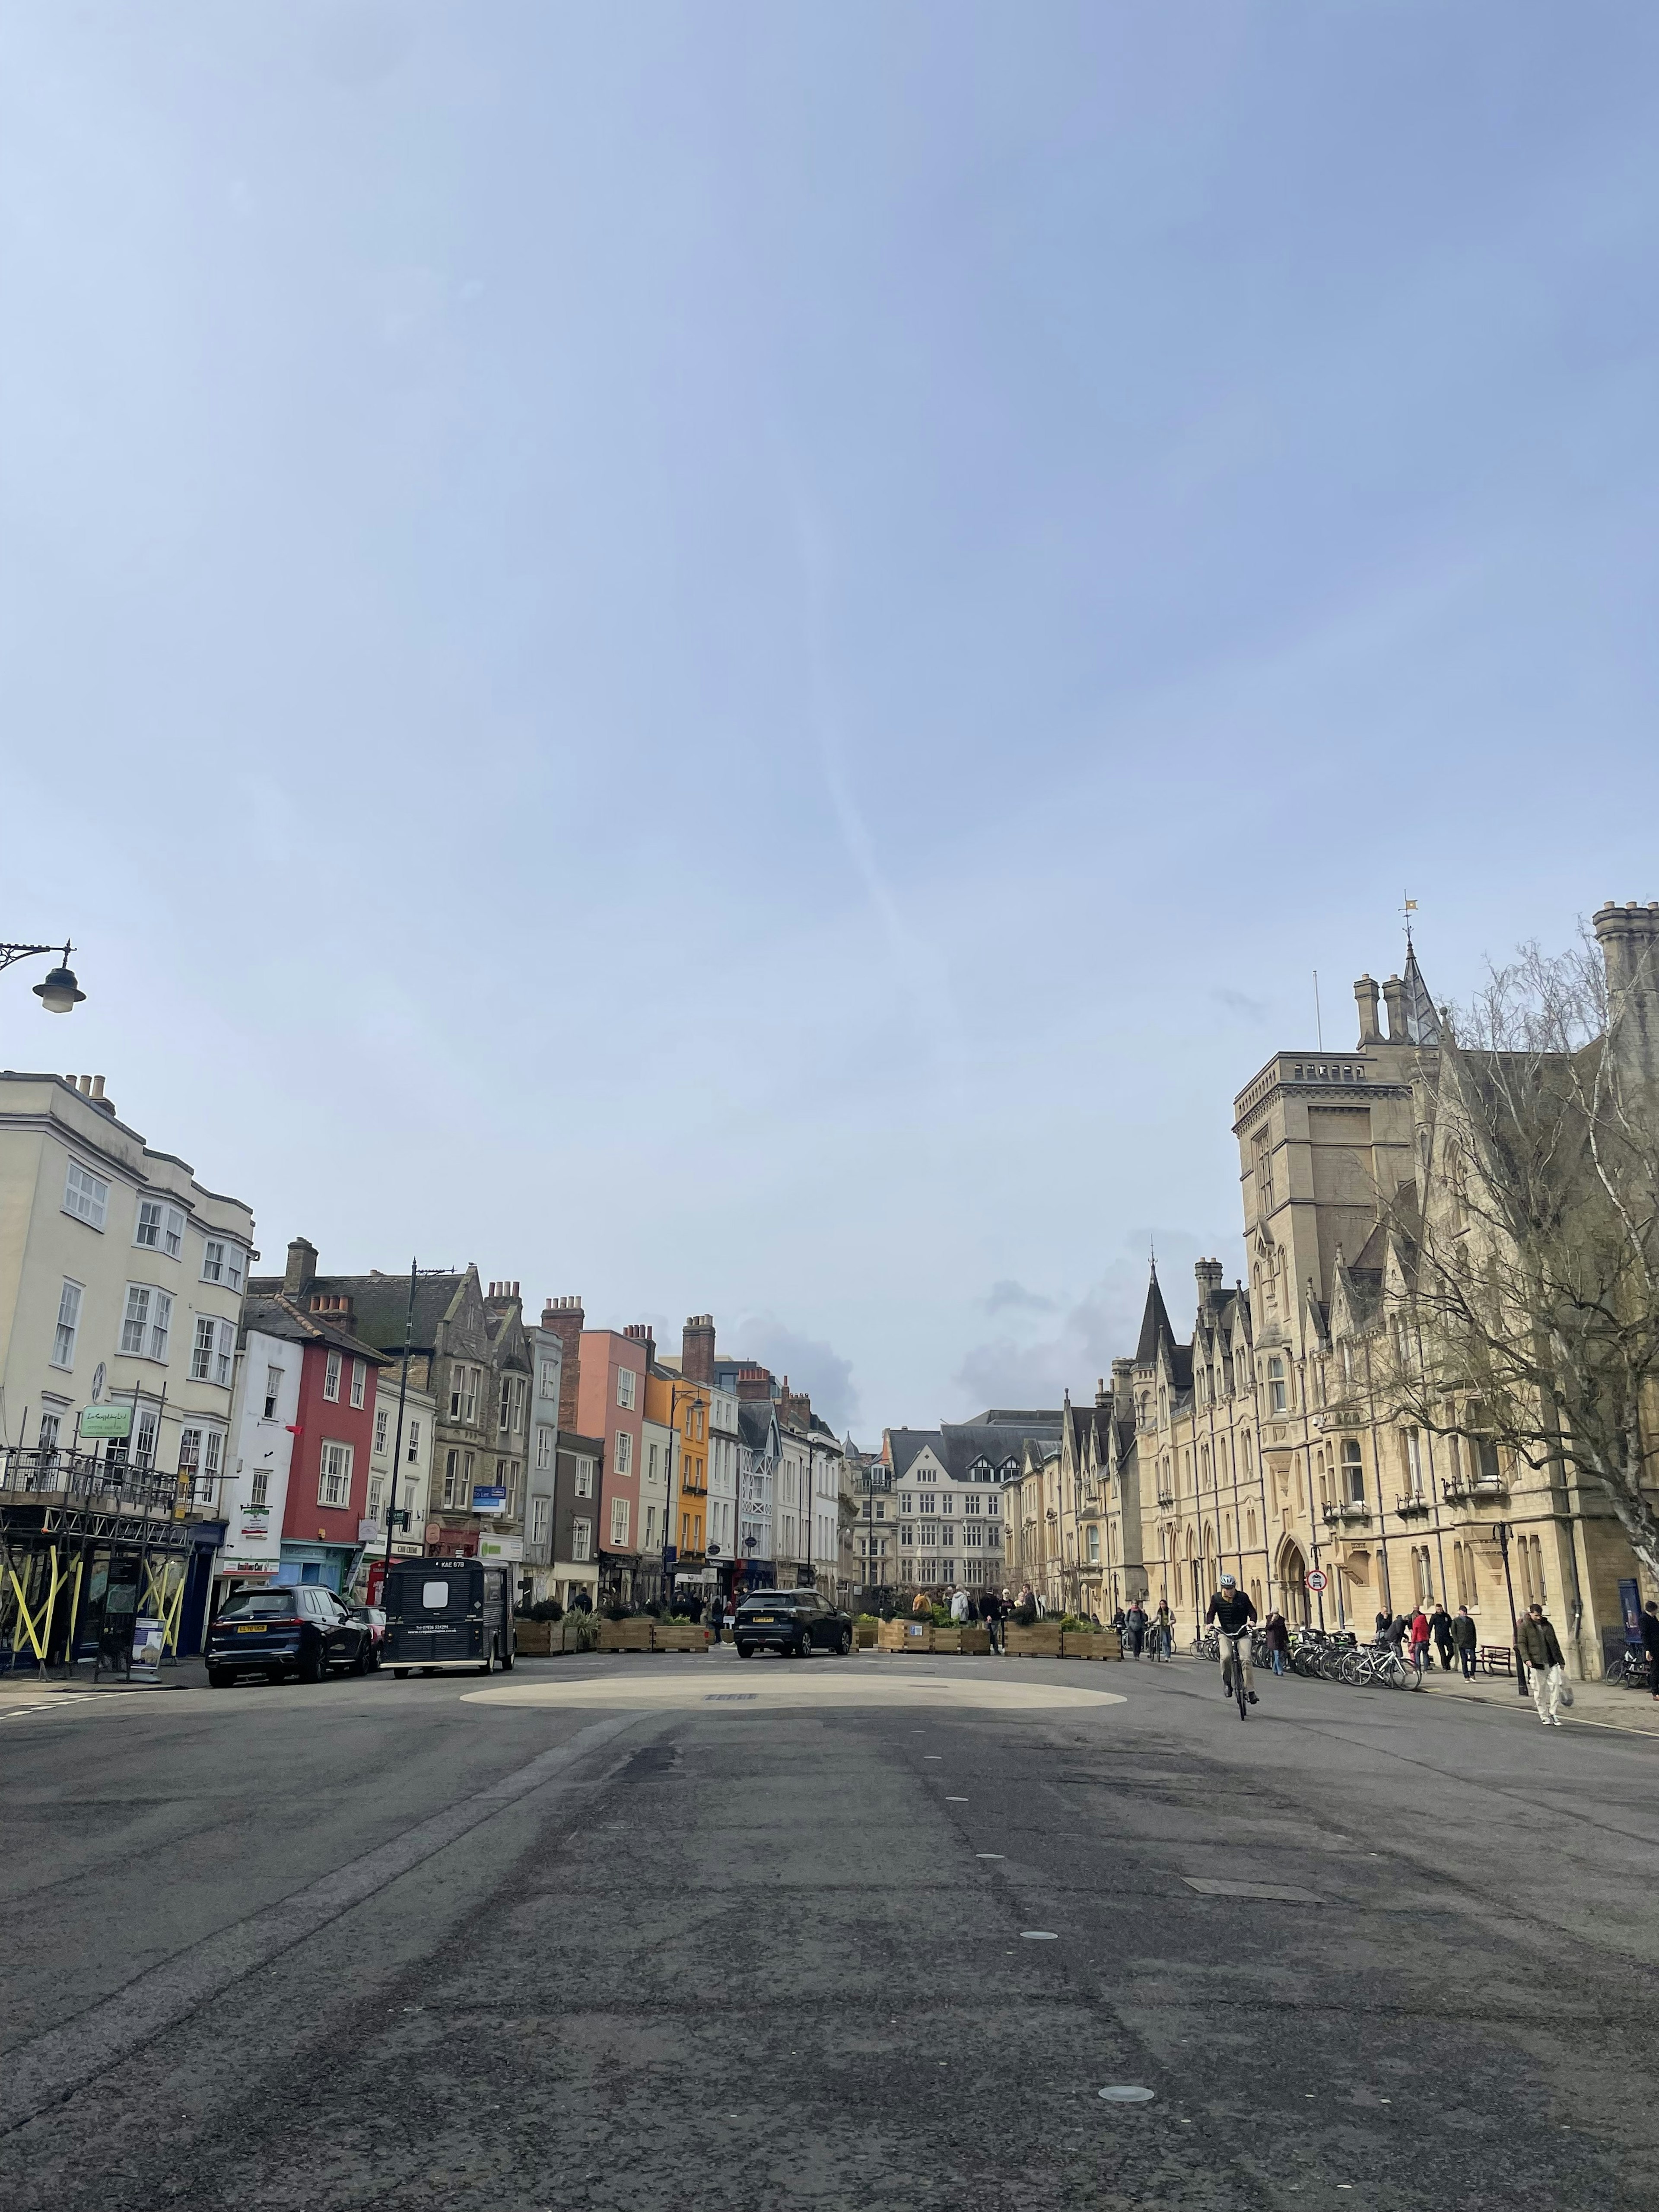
[[1605, 1647, 1656, 1690]]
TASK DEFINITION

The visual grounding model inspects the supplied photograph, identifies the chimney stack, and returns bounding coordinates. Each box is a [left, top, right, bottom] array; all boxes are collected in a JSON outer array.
[[735, 1365, 774, 1402], [1354, 974, 1382, 1046], [779, 1376, 813, 1428], [623, 1322, 657, 1372], [284, 1237, 318, 1297], [542, 1297, 584, 1429], [1110, 1356, 1135, 1417], [1194, 1256, 1224, 1313], [1381, 974, 1408, 1042], [1594, 900, 1659, 1085], [682, 1313, 717, 1386]]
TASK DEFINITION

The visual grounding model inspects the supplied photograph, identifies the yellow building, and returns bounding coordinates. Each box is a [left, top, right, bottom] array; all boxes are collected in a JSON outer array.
[[645, 1367, 709, 1588]]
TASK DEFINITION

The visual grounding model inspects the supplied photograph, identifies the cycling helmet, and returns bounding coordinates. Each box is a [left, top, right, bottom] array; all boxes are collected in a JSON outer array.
[[1218, 1573, 1237, 1588]]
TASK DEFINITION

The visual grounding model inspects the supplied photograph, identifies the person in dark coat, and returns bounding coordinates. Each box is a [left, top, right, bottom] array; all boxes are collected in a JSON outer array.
[[1429, 1602, 1454, 1671], [1123, 1599, 1147, 1658], [1374, 1611, 1392, 1640], [1450, 1606, 1478, 1679], [1263, 1609, 1290, 1675], [979, 1586, 1004, 1653], [1641, 1599, 1659, 1699], [1516, 1604, 1567, 1725]]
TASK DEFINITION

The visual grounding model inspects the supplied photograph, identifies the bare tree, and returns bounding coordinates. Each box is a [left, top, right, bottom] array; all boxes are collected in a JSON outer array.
[[1381, 920, 1659, 1580]]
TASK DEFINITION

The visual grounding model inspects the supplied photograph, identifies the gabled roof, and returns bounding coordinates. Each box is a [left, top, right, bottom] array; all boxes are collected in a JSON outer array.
[[1399, 941, 1442, 1046], [246, 1268, 469, 1355]]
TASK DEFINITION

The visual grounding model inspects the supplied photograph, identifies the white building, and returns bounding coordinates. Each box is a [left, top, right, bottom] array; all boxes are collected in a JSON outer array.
[[219, 1326, 304, 1587], [706, 1382, 740, 1580], [367, 1367, 435, 1564], [0, 1072, 254, 1487]]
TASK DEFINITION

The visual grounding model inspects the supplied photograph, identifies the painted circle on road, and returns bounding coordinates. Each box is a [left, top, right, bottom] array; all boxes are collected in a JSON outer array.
[[463, 1668, 1128, 1715]]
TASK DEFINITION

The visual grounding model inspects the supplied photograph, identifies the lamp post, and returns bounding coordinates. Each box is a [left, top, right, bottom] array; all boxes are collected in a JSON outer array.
[[2, 941, 86, 1013]]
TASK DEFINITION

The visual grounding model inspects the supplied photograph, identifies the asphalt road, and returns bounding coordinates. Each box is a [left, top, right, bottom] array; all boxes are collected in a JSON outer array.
[[2, 1647, 1656, 2212]]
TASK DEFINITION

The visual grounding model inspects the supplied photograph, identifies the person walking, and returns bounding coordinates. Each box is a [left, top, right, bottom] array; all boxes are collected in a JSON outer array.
[[1516, 1603, 1568, 1726], [1123, 1599, 1146, 1658], [1408, 1607, 1433, 1675], [1430, 1602, 1454, 1672], [980, 1585, 1004, 1653], [1641, 1599, 1659, 1700], [950, 1586, 971, 1626], [1154, 1599, 1174, 1659], [1264, 1608, 1290, 1676], [708, 1595, 723, 1645], [1451, 1605, 1478, 1680]]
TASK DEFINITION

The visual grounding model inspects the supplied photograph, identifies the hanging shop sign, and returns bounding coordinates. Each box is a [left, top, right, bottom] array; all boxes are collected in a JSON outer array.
[[79, 1405, 132, 1439]]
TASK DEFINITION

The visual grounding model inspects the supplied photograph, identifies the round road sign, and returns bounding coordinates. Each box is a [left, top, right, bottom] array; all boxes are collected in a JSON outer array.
[[1306, 1568, 1328, 1592]]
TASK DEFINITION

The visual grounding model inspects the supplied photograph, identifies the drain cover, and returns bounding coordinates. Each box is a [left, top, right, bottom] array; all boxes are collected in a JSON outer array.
[[1099, 2086, 1155, 2104]]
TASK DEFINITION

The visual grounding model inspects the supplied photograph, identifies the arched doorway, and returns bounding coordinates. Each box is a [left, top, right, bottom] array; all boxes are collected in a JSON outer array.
[[1278, 1537, 1309, 1624]]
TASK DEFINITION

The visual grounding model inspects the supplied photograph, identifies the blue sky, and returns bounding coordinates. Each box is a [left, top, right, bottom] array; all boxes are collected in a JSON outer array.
[[4, 3, 1658, 1435]]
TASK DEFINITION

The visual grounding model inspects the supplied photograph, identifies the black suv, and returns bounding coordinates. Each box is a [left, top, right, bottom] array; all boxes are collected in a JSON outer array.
[[206, 1586, 376, 1687], [734, 1589, 853, 1659]]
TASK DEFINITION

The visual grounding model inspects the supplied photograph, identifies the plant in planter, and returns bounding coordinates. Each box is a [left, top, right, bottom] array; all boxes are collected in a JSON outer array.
[[1013, 1601, 1038, 1628], [602, 1600, 631, 1622]]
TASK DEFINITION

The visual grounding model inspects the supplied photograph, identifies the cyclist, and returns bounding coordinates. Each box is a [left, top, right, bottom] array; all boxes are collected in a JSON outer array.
[[1205, 1573, 1259, 1705]]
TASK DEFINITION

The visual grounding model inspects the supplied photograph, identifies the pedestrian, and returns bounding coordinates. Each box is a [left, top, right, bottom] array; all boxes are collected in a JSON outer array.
[[1264, 1608, 1290, 1675], [1642, 1600, 1659, 1700], [708, 1595, 723, 1645], [1430, 1601, 1454, 1672], [1408, 1607, 1432, 1674], [980, 1585, 1004, 1653], [1386, 1611, 1409, 1654], [1123, 1598, 1146, 1658], [1155, 1599, 1174, 1659], [1516, 1603, 1568, 1726], [1451, 1605, 1478, 1679], [950, 1586, 971, 1625], [1374, 1611, 1391, 1637]]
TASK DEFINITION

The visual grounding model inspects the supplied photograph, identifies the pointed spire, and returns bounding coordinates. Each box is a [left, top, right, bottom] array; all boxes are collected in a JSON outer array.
[[1134, 1265, 1176, 1367], [1400, 940, 1441, 1045]]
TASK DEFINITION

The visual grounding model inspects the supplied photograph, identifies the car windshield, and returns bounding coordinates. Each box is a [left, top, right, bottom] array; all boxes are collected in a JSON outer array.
[[218, 1592, 299, 1619], [739, 1593, 796, 1609]]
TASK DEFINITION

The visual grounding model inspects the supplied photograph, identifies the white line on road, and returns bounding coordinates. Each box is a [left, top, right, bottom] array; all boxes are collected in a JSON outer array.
[[0, 1711, 645, 2139]]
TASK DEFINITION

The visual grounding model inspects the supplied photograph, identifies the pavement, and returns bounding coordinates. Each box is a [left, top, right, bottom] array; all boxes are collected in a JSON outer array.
[[1, 1645, 1657, 2212]]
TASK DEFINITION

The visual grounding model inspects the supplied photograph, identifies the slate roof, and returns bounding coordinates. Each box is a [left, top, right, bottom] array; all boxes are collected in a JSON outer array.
[[1134, 1270, 1177, 1367], [246, 1268, 467, 1355], [240, 1291, 390, 1366]]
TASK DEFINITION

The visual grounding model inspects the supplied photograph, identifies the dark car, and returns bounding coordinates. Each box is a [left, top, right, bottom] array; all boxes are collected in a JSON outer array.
[[734, 1589, 853, 1659], [206, 1586, 376, 1688]]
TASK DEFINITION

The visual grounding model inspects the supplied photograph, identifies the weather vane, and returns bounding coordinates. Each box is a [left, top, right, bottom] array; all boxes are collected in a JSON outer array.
[[1402, 891, 1418, 946]]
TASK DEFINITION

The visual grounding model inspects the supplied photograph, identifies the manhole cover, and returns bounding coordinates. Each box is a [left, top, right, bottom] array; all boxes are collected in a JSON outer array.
[[1099, 2086, 1155, 2104]]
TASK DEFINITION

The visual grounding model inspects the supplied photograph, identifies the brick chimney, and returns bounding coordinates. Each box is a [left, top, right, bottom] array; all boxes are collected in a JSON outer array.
[[1595, 900, 1659, 1085], [623, 1322, 657, 1372], [779, 1376, 812, 1428], [1382, 974, 1408, 1042], [1195, 1256, 1224, 1315], [1110, 1356, 1135, 1418], [284, 1237, 318, 1297], [682, 1313, 716, 1385], [542, 1297, 584, 1429], [1354, 974, 1382, 1046], [735, 1365, 774, 1403]]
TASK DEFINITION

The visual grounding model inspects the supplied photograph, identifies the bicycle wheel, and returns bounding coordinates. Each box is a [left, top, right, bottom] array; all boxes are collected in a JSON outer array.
[[1235, 1650, 1249, 1719]]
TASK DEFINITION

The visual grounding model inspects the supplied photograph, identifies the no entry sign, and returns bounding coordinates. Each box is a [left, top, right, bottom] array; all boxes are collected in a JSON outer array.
[[1306, 1568, 1329, 1592]]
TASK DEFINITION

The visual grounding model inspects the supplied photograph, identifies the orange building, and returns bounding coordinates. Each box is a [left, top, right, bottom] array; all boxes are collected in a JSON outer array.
[[645, 1366, 710, 1589]]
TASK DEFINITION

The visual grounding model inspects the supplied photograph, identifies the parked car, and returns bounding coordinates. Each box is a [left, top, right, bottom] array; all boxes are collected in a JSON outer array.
[[734, 1589, 853, 1659], [206, 1586, 375, 1687], [345, 1603, 387, 1666]]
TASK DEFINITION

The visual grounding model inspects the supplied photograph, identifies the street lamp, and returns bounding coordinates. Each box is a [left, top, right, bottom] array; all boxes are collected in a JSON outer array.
[[3, 941, 85, 1013]]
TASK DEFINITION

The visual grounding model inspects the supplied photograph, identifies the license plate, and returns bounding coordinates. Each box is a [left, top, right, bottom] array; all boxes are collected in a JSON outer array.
[[236, 1627, 263, 1634], [750, 1615, 775, 1623]]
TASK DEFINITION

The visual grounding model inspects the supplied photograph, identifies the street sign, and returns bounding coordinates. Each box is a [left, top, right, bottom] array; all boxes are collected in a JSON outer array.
[[1306, 1568, 1328, 1592]]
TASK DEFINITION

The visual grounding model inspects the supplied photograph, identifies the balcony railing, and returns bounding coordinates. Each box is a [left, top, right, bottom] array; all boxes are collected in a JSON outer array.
[[1320, 1500, 1371, 1526], [0, 1447, 219, 1518], [1441, 1476, 1510, 1504], [1394, 1494, 1432, 1519]]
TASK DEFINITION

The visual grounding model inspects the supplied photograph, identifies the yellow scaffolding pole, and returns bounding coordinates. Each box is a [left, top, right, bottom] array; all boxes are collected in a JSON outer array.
[[5, 1546, 70, 1664], [141, 1554, 189, 1656]]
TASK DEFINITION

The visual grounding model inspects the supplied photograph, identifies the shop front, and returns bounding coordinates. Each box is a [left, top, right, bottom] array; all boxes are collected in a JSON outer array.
[[274, 1539, 359, 1594]]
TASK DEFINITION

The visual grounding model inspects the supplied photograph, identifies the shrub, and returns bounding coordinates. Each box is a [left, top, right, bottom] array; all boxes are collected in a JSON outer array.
[[1013, 1601, 1038, 1627], [525, 1598, 564, 1622], [602, 1601, 631, 1622]]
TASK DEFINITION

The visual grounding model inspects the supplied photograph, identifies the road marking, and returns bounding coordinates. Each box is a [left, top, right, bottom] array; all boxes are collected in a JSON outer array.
[[946, 1795, 968, 1801], [1099, 2086, 1155, 2103], [1182, 1877, 1323, 1902], [0, 1711, 644, 2138], [1020, 1930, 1058, 1940], [466, 1675, 1126, 1714]]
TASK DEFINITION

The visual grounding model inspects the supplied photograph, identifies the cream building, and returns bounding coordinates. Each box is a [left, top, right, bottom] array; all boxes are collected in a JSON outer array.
[[0, 1071, 254, 1486], [366, 1369, 435, 1563]]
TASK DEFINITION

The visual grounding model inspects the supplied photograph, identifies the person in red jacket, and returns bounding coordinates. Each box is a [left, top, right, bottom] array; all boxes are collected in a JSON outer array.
[[1409, 1607, 1433, 1673]]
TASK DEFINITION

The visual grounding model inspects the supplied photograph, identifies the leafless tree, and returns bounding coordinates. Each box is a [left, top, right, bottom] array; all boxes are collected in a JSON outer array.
[[1382, 928, 1659, 1579]]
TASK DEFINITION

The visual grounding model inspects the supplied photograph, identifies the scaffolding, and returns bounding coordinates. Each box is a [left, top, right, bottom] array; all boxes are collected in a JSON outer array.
[[0, 1446, 215, 1679]]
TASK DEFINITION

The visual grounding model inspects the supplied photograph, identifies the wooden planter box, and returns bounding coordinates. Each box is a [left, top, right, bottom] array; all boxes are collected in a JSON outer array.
[[878, 1618, 934, 1653], [514, 1619, 556, 1656], [958, 1625, 991, 1655], [853, 1620, 879, 1649], [1004, 1624, 1063, 1658], [598, 1617, 655, 1653], [932, 1626, 963, 1653], [652, 1623, 709, 1653], [1062, 1630, 1122, 1660]]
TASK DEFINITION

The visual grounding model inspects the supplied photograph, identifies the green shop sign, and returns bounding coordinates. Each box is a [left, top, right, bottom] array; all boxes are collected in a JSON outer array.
[[79, 1405, 133, 1439]]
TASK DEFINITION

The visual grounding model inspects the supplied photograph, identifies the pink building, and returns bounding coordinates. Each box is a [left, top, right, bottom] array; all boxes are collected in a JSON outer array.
[[574, 1322, 648, 1595]]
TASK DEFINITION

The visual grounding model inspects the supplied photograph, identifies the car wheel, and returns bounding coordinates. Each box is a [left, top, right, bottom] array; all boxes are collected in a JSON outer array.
[[838, 1627, 852, 1656], [796, 1634, 814, 1659], [350, 1641, 370, 1677], [736, 1643, 754, 1659], [479, 1639, 498, 1677], [393, 1668, 410, 1680], [298, 1645, 323, 1685], [207, 1666, 235, 1689]]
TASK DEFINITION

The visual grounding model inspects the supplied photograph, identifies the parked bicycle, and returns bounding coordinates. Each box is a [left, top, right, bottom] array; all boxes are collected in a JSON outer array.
[[1605, 1646, 1656, 1690]]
